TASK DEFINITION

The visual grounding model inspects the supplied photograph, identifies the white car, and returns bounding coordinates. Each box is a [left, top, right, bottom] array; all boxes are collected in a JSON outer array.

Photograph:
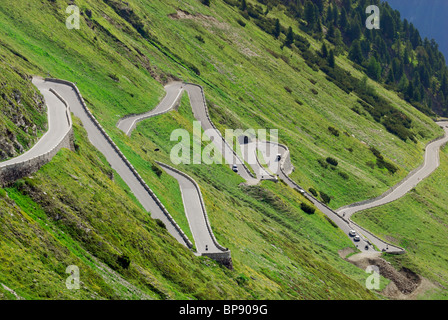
[[349, 230, 356, 237], [354, 235, 361, 242]]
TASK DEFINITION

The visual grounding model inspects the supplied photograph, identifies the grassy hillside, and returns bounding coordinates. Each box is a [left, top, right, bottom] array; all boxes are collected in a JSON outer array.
[[0, 45, 47, 160], [352, 145, 448, 300], [0, 117, 377, 300], [0, 0, 445, 300]]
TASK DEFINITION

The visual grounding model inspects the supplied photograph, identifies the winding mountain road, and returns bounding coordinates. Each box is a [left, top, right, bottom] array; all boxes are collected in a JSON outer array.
[[117, 82, 409, 253], [6, 77, 448, 258], [337, 121, 448, 218], [157, 162, 225, 255], [33, 78, 193, 249], [0, 78, 71, 170]]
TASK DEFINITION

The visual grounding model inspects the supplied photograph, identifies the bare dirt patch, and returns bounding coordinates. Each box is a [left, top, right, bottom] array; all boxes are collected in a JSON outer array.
[[338, 247, 355, 259], [345, 251, 435, 299], [168, 9, 225, 27]]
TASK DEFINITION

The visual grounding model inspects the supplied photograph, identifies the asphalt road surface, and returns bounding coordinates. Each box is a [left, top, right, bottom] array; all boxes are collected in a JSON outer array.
[[21, 79, 448, 256], [115, 81, 413, 253], [117, 82, 184, 136], [337, 121, 448, 218], [0, 78, 71, 169], [36, 78, 191, 248], [157, 162, 223, 254]]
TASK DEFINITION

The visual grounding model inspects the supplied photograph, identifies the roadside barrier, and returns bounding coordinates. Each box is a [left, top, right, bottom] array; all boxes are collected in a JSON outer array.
[[45, 78, 194, 249]]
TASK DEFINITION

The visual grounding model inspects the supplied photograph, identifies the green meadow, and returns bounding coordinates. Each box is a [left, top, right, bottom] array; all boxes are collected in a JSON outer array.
[[0, 0, 445, 299]]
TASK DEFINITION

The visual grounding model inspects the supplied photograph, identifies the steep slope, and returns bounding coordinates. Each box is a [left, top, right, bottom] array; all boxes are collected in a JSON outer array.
[[0, 0, 446, 300], [0, 46, 47, 160], [352, 145, 448, 299]]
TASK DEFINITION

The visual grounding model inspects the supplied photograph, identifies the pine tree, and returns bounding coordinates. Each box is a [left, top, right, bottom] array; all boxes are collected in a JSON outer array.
[[274, 19, 281, 39], [326, 24, 335, 41], [343, 0, 352, 11], [328, 49, 335, 68], [406, 82, 414, 101], [386, 68, 396, 84], [314, 0, 324, 13], [339, 8, 348, 30], [304, 1, 316, 29], [367, 56, 381, 81], [332, 5, 339, 26], [348, 40, 363, 64], [284, 26, 294, 48], [326, 4, 334, 23], [321, 42, 328, 58], [441, 71, 448, 96], [241, 0, 247, 11]]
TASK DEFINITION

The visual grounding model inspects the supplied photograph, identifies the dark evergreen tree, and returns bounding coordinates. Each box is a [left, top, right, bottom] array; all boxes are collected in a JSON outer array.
[[274, 18, 281, 39], [382, 9, 396, 40], [313, 0, 324, 13], [367, 56, 381, 81], [241, 0, 247, 11], [328, 49, 335, 68], [321, 42, 328, 58], [339, 8, 348, 30], [284, 26, 294, 48], [348, 40, 363, 64], [304, 1, 316, 29]]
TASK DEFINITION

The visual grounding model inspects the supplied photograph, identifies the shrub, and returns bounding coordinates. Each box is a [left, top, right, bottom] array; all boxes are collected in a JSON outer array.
[[117, 254, 131, 269], [300, 202, 316, 214], [326, 157, 338, 166], [155, 219, 166, 229], [236, 19, 246, 27], [320, 191, 331, 204], [317, 158, 328, 169], [366, 161, 375, 169], [377, 158, 398, 174], [13, 179, 26, 191], [338, 171, 349, 180], [308, 188, 318, 197], [108, 73, 119, 82], [236, 274, 249, 286], [328, 126, 340, 137], [195, 35, 205, 43], [151, 163, 163, 177], [369, 146, 383, 160]]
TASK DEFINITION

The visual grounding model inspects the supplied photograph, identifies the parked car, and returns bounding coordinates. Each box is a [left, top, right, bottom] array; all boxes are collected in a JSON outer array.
[[349, 230, 356, 237], [232, 165, 238, 172], [354, 235, 361, 242]]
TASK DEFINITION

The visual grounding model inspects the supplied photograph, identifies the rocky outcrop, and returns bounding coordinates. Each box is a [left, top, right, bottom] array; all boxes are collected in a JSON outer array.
[[0, 66, 47, 161]]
